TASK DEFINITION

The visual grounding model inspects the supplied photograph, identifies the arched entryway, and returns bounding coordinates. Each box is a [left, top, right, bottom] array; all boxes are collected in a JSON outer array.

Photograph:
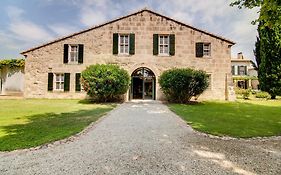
[[130, 67, 156, 100]]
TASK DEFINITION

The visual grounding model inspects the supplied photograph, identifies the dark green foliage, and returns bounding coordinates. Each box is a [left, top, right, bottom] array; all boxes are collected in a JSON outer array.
[[78, 44, 84, 64], [129, 33, 135, 55], [48, 73, 53, 91], [64, 73, 70, 91], [258, 24, 281, 99], [113, 33, 118, 54], [153, 34, 158, 55], [159, 68, 209, 103], [169, 34, 175, 56], [253, 36, 261, 71], [81, 64, 130, 102], [75, 73, 81, 92]]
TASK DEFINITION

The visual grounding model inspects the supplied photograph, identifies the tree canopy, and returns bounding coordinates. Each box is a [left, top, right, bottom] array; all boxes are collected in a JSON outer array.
[[231, 0, 281, 27]]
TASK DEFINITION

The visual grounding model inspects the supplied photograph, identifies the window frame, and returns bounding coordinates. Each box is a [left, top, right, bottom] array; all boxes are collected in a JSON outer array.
[[206, 73, 212, 90], [158, 35, 170, 56], [203, 43, 211, 57], [238, 65, 247, 75], [68, 44, 79, 63], [54, 73, 64, 91], [118, 34, 130, 55]]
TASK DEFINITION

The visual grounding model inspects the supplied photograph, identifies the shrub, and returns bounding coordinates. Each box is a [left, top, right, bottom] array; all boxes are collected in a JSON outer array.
[[159, 68, 209, 103], [255, 91, 270, 99], [235, 88, 251, 99], [81, 64, 130, 102]]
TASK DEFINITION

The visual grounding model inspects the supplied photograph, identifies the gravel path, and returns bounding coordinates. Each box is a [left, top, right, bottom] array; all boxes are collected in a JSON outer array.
[[0, 101, 280, 175]]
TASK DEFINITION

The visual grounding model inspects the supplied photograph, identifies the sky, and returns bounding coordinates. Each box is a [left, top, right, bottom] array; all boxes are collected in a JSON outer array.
[[0, 0, 259, 60]]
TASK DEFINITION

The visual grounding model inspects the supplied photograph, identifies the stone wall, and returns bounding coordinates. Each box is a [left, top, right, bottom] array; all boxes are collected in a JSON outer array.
[[24, 10, 235, 101]]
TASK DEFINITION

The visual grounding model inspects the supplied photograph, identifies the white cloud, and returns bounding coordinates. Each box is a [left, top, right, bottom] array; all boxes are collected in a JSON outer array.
[[80, 7, 107, 26], [5, 6, 54, 43], [48, 23, 79, 36]]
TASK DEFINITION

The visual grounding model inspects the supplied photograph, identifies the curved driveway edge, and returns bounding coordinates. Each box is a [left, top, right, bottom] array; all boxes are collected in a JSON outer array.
[[0, 101, 280, 175]]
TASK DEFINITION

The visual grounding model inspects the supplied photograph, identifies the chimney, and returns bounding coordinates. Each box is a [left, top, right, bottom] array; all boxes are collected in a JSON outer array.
[[237, 52, 243, 59]]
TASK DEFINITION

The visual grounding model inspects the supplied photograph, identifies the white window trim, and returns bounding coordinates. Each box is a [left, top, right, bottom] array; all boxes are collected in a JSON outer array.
[[158, 35, 170, 56], [118, 34, 130, 55], [203, 43, 211, 57], [54, 73, 64, 91], [68, 44, 79, 63]]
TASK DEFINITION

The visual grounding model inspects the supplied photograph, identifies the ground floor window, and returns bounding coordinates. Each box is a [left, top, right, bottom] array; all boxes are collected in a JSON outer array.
[[55, 73, 64, 91]]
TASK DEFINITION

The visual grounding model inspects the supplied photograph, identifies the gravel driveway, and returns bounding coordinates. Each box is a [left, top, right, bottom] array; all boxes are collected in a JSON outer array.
[[0, 101, 280, 175]]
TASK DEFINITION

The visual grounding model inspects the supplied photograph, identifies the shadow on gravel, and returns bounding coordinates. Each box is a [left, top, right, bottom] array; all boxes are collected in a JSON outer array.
[[0, 107, 113, 151]]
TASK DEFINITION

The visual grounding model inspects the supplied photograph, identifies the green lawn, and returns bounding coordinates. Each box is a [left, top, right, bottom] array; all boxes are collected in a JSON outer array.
[[0, 99, 115, 151], [169, 99, 281, 138]]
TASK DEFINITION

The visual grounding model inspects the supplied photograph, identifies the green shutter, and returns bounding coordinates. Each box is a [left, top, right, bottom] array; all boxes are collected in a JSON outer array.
[[63, 44, 68, 63], [169, 34, 175, 56], [48, 73, 53, 91], [129, 33, 135, 55], [78, 44, 84, 64], [113, 33, 118, 54], [75, 73, 81, 92], [196, 43, 204, 57], [64, 73, 70, 92], [153, 34, 158, 55]]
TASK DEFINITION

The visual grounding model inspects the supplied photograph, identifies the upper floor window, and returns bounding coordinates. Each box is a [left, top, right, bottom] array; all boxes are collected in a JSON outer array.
[[203, 43, 211, 56], [159, 35, 169, 55], [119, 34, 129, 54], [238, 66, 247, 75], [69, 45, 78, 63], [196, 42, 211, 57], [55, 73, 64, 91], [63, 44, 84, 64]]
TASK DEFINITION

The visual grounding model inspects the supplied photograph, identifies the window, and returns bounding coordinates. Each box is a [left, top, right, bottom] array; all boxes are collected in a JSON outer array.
[[55, 73, 64, 90], [231, 66, 235, 75], [203, 43, 211, 56], [207, 74, 212, 89], [119, 34, 129, 54], [238, 66, 247, 75], [68, 45, 78, 63], [159, 35, 169, 55]]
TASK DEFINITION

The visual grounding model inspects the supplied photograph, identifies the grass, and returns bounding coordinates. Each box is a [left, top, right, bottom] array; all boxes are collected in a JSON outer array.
[[0, 99, 115, 151], [168, 99, 281, 138]]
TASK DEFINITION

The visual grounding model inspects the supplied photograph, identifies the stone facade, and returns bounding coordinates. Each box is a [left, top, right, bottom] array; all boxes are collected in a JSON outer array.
[[22, 9, 235, 101], [231, 52, 259, 90]]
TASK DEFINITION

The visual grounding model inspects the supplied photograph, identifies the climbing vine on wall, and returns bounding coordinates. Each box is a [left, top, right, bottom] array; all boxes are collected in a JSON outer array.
[[0, 59, 25, 70]]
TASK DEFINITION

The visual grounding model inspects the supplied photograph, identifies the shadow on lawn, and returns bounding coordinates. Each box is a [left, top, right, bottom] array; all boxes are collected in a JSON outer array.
[[0, 107, 113, 151]]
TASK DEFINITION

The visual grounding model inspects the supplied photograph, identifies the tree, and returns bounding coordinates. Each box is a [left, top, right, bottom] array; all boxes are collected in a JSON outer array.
[[231, 0, 281, 99], [258, 24, 281, 99], [81, 64, 130, 102], [231, 0, 281, 28], [253, 37, 260, 71], [159, 68, 209, 103]]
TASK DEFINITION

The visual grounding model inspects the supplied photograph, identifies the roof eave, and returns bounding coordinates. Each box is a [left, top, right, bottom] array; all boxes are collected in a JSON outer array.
[[20, 8, 235, 55]]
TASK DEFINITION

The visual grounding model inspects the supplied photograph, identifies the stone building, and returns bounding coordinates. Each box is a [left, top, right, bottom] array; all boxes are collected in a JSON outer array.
[[21, 8, 236, 101], [231, 52, 259, 90]]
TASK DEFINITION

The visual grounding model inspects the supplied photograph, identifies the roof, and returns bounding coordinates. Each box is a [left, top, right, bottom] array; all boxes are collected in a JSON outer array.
[[21, 8, 235, 55]]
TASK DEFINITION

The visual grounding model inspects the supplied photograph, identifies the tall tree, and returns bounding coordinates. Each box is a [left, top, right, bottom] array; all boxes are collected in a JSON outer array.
[[232, 0, 281, 99], [258, 24, 281, 99]]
